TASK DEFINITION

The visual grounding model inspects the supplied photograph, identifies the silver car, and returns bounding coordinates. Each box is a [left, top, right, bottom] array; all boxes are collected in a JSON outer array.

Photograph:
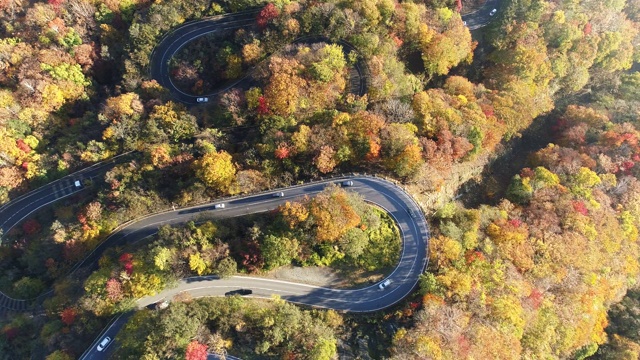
[[379, 279, 392, 290], [97, 336, 111, 351], [196, 97, 208, 103]]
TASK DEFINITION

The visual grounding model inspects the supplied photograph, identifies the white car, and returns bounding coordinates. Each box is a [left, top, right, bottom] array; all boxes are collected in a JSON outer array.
[[273, 191, 284, 197], [97, 336, 111, 351], [463, 21, 467, 26], [342, 180, 354, 187], [196, 97, 208, 103], [214, 203, 225, 209], [74, 180, 82, 188], [379, 279, 392, 290], [490, 8, 497, 16]]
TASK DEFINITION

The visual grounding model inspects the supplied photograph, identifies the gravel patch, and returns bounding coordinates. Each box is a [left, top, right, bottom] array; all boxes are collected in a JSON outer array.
[[267, 265, 343, 287], [258, 265, 387, 289]]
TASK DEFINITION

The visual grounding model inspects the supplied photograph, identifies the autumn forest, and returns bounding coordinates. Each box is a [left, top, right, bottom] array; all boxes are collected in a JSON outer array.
[[0, 0, 640, 359]]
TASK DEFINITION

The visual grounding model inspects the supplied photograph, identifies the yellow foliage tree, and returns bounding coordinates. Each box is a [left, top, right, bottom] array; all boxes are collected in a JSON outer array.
[[194, 150, 236, 192]]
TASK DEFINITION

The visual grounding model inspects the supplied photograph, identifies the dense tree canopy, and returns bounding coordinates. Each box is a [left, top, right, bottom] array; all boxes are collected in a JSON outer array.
[[0, 0, 639, 358]]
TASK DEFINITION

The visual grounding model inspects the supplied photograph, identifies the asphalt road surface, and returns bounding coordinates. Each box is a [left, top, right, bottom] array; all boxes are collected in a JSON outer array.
[[0, 152, 134, 315], [5, 0, 504, 353], [78, 312, 133, 360], [149, 9, 261, 105], [0, 152, 134, 238], [462, 0, 501, 30], [78, 175, 429, 359], [94, 176, 429, 312]]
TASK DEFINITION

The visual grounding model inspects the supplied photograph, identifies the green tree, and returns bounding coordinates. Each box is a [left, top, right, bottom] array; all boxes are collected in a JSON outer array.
[[13, 277, 45, 298], [340, 227, 369, 258], [215, 257, 237, 278], [46, 350, 73, 360], [261, 234, 299, 270], [147, 101, 198, 143]]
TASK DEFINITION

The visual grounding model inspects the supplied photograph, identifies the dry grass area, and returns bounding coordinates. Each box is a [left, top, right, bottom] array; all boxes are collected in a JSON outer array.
[[258, 265, 392, 289]]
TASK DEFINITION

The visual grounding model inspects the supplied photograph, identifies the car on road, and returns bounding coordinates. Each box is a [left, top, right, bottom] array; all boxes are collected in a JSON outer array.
[[74, 180, 82, 188], [197, 97, 209, 103], [379, 279, 392, 290], [214, 203, 225, 209], [146, 300, 169, 310], [463, 21, 467, 26], [342, 180, 354, 187], [97, 336, 111, 351], [273, 191, 284, 197], [490, 8, 497, 16], [225, 289, 253, 296]]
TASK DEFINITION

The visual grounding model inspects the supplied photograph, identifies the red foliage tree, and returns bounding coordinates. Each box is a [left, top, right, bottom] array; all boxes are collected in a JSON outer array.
[[15, 139, 31, 153], [527, 288, 544, 309], [240, 240, 263, 273], [274, 143, 291, 159], [257, 96, 269, 115], [106, 278, 123, 301], [481, 104, 494, 118], [61, 307, 77, 326], [185, 340, 208, 360], [572, 201, 589, 216], [22, 219, 41, 235], [48, 0, 65, 10], [2, 326, 18, 341], [119, 253, 133, 265], [124, 262, 133, 275], [456, 335, 471, 358], [256, 3, 279, 29], [508, 219, 522, 228], [118, 253, 134, 274], [77, 213, 87, 225], [465, 250, 485, 264], [519, 167, 535, 178]]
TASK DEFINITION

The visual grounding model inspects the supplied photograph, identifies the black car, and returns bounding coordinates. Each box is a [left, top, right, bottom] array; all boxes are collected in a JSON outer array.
[[225, 289, 253, 296]]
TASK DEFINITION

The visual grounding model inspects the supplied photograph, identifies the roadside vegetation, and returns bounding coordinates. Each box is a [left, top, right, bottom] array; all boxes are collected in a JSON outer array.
[[0, 0, 638, 358], [115, 296, 342, 359], [79, 185, 400, 317]]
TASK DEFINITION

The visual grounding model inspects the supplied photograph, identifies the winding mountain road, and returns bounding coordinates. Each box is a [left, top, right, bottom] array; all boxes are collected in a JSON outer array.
[[149, 9, 263, 105], [1, 1, 505, 357], [134, 176, 429, 312], [76, 176, 428, 359], [149, 0, 501, 104]]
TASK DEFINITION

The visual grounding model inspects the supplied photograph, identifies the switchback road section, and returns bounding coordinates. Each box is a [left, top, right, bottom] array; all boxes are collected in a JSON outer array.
[[79, 176, 429, 359], [148, 11, 369, 104], [134, 176, 430, 312]]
